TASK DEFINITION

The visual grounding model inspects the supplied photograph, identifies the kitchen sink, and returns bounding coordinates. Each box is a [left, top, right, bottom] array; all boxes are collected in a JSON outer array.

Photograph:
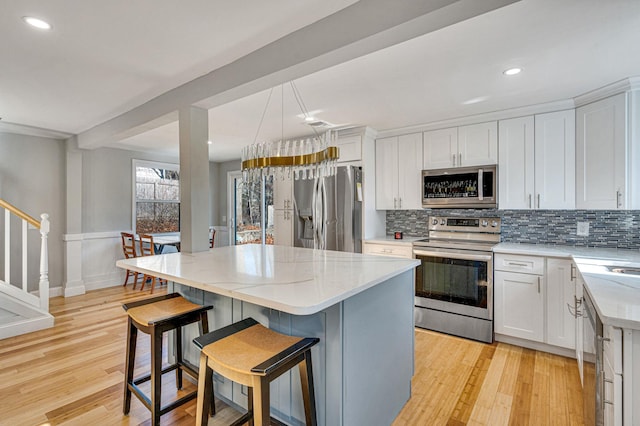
[[606, 266, 640, 276]]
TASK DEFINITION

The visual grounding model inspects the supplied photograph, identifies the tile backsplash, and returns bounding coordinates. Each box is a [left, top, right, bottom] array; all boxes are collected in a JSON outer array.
[[386, 209, 640, 249]]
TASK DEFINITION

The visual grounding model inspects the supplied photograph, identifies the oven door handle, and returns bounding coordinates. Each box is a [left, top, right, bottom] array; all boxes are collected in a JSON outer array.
[[413, 249, 493, 262]]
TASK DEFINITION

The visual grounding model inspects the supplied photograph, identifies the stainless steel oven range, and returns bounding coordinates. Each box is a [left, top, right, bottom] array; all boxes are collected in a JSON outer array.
[[413, 216, 500, 343]]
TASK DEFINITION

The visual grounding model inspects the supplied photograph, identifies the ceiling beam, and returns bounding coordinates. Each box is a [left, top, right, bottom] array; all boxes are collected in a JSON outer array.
[[77, 0, 519, 149]]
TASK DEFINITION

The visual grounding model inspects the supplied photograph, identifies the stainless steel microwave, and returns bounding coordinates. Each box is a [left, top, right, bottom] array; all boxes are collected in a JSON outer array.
[[422, 165, 497, 208]]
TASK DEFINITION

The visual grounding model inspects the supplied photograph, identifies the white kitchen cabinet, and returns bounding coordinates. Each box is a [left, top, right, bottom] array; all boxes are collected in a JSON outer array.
[[423, 122, 497, 169], [576, 92, 629, 209], [575, 271, 584, 384], [457, 121, 498, 167], [423, 127, 458, 169], [334, 134, 362, 163], [546, 258, 576, 349], [494, 269, 544, 342], [272, 175, 294, 246], [362, 240, 413, 259], [498, 110, 575, 209], [273, 209, 293, 246], [494, 253, 577, 351], [375, 133, 423, 210], [602, 325, 623, 426]]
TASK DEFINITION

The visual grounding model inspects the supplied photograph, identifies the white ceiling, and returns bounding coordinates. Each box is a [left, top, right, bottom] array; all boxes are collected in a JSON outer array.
[[3, 0, 640, 162]]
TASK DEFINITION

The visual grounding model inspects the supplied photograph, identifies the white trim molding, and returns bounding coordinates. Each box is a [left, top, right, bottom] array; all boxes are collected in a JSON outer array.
[[574, 76, 640, 107]]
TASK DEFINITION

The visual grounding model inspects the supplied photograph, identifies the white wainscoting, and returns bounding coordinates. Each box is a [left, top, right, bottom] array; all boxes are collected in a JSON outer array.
[[63, 231, 125, 296]]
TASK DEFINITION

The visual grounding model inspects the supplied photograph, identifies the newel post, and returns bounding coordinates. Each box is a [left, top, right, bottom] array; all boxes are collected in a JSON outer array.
[[39, 213, 50, 311]]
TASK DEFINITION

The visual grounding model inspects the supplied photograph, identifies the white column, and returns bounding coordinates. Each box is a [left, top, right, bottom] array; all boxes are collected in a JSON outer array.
[[63, 137, 86, 297], [179, 106, 210, 253]]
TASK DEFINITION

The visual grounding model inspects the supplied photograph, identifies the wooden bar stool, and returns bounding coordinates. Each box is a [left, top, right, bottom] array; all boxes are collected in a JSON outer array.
[[193, 317, 319, 426], [122, 293, 212, 426]]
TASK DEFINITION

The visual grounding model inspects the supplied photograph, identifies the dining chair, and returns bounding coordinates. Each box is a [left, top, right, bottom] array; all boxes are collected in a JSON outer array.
[[121, 232, 141, 288], [137, 234, 167, 293]]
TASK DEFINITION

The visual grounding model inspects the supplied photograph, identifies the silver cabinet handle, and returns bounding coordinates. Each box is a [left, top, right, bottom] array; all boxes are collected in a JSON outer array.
[[604, 400, 614, 405], [528, 194, 532, 209], [537, 194, 541, 209], [616, 190, 622, 208], [399, 198, 402, 209], [394, 197, 397, 209], [570, 264, 576, 281], [452, 154, 456, 166], [537, 276, 541, 293], [459, 152, 462, 166], [507, 261, 529, 267]]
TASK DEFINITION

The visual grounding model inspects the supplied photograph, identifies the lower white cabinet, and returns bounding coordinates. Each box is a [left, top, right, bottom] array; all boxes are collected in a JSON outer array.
[[494, 254, 576, 350], [546, 258, 576, 349], [363, 240, 413, 259], [494, 270, 544, 342], [273, 209, 293, 246]]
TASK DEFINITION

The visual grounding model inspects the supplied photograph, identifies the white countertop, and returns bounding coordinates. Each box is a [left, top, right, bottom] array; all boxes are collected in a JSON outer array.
[[494, 242, 640, 329], [365, 236, 425, 245], [117, 244, 419, 316]]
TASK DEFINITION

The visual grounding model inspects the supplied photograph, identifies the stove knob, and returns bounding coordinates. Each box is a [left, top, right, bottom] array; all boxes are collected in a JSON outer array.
[[440, 219, 446, 225], [481, 220, 488, 227], [432, 218, 438, 225], [491, 220, 498, 227]]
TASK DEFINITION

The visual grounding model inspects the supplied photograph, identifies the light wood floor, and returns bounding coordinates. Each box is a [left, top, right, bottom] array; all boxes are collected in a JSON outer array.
[[0, 286, 584, 426]]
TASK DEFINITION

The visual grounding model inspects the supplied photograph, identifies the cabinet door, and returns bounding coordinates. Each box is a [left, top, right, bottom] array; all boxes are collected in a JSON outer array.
[[575, 274, 584, 385], [375, 137, 399, 210], [397, 133, 423, 209], [576, 93, 626, 209], [494, 271, 544, 342], [458, 121, 498, 167], [423, 127, 457, 169], [535, 110, 576, 209], [335, 135, 362, 163], [498, 116, 535, 209], [546, 258, 576, 349], [273, 209, 293, 246], [273, 174, 293, 210]]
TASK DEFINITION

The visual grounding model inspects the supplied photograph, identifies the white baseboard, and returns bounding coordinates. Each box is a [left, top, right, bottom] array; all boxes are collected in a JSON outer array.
[[49, 286, 63, 297], [0, 314, 54, 340], [494, 333, 576, 359], [64, 285, 86, 297]]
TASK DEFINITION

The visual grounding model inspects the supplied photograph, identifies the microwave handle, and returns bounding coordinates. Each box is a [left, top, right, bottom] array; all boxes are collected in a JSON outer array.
[[478, 169, 484, 201]]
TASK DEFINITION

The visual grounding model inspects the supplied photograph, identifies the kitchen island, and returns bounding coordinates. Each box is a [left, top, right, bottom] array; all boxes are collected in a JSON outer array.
[[117, 244, 419, 426]]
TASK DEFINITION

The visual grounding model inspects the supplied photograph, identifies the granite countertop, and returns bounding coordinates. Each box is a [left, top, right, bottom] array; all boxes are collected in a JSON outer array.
[[365, 236, 425, 245], [117, 244, 419, 316], [494, 242, 640, 329]]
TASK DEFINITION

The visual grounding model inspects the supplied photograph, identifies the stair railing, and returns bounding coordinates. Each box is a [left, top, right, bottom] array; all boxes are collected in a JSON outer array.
[[0, 199, 50, 312]]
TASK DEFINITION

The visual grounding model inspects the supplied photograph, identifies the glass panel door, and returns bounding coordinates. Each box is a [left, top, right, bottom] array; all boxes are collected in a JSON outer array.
[[229, 172, 274, 245]]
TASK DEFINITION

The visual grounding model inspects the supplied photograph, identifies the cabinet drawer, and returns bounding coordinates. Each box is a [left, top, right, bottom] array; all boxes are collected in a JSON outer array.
[[363, 243, 413, 259], [603, 325, 623, 375], [494, 253, 545, 274]]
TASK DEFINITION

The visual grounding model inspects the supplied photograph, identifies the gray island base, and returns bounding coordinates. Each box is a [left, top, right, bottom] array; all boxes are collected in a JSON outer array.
[[117, 245, 418, 425]]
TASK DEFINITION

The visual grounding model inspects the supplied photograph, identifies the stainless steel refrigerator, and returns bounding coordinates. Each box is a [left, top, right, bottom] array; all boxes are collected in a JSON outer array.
[[293, 165, 362, 253]]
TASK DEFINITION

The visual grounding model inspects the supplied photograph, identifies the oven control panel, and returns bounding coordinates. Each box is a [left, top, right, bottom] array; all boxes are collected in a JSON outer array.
[[428, 216, 501, 233]]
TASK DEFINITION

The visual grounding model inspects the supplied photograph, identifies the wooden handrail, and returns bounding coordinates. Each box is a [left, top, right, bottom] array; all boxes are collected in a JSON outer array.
[[0, 199, 41, 229]]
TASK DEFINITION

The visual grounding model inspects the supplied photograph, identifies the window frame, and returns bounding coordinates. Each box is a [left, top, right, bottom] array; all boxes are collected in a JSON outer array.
[[132, 159, 180, 234]]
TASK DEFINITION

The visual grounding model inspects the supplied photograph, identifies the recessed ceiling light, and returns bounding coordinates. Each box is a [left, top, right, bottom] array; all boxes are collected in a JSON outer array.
[[23, 16, 52, 30], [304, 116, 315, 122], [207, 140, 212, 145], [503, 67, 522, 76]]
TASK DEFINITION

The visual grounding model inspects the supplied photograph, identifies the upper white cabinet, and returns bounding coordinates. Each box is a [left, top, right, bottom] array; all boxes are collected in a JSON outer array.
[[334, 134, 362, 164], [576, 92, 629, 209], [375, 133, 423, 210], [498, 110, 575, 209], [423, 122, 497, 169]]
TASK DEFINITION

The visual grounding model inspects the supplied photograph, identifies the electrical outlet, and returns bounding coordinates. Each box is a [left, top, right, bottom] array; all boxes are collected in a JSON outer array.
[[577, 221, 590, 236]]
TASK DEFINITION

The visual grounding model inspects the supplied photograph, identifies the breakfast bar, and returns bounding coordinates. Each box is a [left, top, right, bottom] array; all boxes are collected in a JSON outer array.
[[117, 244, 419, 426]]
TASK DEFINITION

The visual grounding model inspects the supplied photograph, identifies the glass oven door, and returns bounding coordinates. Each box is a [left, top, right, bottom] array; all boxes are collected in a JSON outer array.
[[414, 248, 493, 320]]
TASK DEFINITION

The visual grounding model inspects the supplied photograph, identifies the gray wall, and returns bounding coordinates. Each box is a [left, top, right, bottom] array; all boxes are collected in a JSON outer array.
[[0, 132, 65, 290], [81, 147, 178, 232], [211, 160, 241, 226]]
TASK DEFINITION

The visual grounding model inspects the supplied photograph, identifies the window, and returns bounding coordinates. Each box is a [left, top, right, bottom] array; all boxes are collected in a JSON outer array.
[[133, 160, 180, 234]]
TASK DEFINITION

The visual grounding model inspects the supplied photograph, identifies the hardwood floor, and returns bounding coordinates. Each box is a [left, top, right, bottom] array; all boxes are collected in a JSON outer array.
[[0, 286, 584, 425]]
